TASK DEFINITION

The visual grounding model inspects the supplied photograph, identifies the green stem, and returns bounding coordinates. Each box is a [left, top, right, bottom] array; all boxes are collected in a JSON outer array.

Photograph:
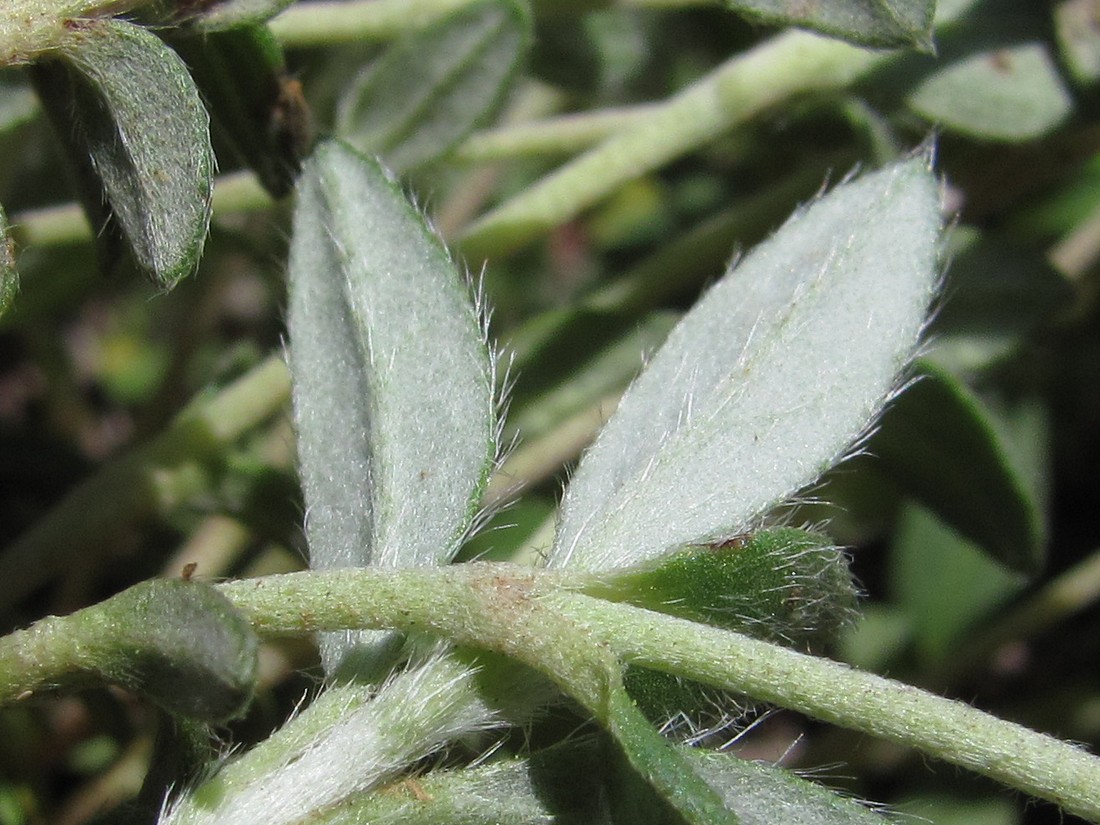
[[452, 104, 660, 163], [0, 355, 291, 613], [269, 0, 483, 48], [0, 0, 142, 64], [203, 566, 1100, 822], [458, 29, 884, 258]]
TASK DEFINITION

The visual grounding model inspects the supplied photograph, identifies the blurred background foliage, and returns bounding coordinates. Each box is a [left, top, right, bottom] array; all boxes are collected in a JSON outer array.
[[2, 0, 1100, 822]]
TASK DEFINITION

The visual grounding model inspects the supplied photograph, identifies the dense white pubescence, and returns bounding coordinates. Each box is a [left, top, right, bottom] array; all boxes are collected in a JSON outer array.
[[161, 655, 497, 825], [548, 157, 942, 571], [289, 141, 496, 670]]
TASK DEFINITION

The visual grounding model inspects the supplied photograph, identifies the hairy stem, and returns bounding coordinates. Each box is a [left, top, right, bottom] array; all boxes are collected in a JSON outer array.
[[458, 30, 883, 258], [205, 566, 1100, 822]]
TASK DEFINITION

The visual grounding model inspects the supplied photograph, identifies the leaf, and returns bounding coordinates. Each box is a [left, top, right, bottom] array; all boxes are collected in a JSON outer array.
[[889, 503, 1025, 662], [605, 689, 739, 825], [872, 361, 1046, 573], [927, 227, 1074, 373], [589, 528, 857, 724], [49, 19, 214, 288], [687, 749, 892, 824], [0, 202, 15, 319], [868, 0, 1074, 141], [548, 156, 941, 572], [722, 0, 934, 50], [288, 140, 496, 673], [583, 528, 857, 644], [29, 579, 258, 721], [164, 24, 312, 197], [1055, 0, 1100, 85], [336, 0, 531, 173]]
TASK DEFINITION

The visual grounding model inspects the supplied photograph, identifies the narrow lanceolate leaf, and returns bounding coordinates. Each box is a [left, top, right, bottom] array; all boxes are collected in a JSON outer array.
[[288, 140, 495, 671], [161, 654, 496, 825], [724, 0, 934, 50], [336, 0, 530, 173], [549, 157, 941, 572], [687, 749, 891, 824], [53, 19, 213, 288], [0, 202, 16, 319]]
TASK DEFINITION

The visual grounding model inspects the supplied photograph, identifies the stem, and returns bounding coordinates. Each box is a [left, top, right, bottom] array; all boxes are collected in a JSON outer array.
[[452, 104, 660, 163], [269, 0, 482, 48], [458, 30, 884, 258], [0, 0, 143, 64], [203, 566, 1100, 822]]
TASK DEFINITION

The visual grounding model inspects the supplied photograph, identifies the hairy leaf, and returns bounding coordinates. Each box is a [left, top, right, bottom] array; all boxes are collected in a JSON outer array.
[[0, 202, 15, 319], [337, 0, 530, 173], [688, 749, 891, 824], [288, 140, 496, 672], [53, 18, 213, 287], [723, 0, 934, 49], [605, 689, 739, 825], [549, 156, 941, 572], [0, 579, 258, 721]]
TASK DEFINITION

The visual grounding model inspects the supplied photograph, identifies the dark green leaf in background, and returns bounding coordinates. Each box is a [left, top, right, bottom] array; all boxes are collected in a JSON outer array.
[[868, 0, 1073, 141], [47, 19, 214, 288], [889, 503, 1025, 662], [165, 23, 312, 197], [606, 689, 739, 825], [722, 0, 935, 50], [872, 361, 1046, 574], [337, 0, 531, 173], [929, 227, 1074, 373]]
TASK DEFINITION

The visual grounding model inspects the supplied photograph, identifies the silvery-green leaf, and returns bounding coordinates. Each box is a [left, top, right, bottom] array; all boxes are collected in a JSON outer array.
[[0, 203, 15, 319], [54, 19, 213, 288], [549, 156, 941, 572], [288, 140, 495, 671], [688, 749, 891, 824], [336, 0, 530, 173], [723, 0, 934, 49]]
